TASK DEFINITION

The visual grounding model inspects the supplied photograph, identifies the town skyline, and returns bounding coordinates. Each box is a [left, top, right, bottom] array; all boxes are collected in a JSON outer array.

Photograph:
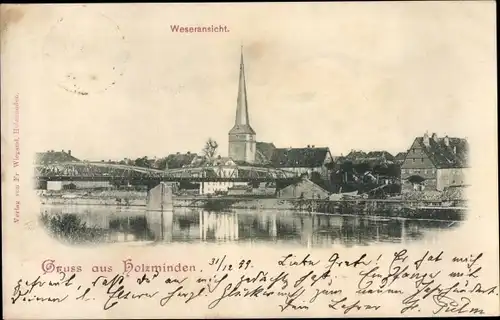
[[26, 3, 491, 161], [39, 129, 466, 163]]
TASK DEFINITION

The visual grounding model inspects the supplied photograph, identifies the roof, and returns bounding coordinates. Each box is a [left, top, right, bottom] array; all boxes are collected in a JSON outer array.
[[35, 151, 80, 164], [413, 136, 469, 168], [255, 142, 276, 164], [228, 50, 256, 135], [279, 178, 330, 196], [394, 152, 407, 161], [211, 156, 236, 166], [270, 147, 330, 168], [366, 151, 394, 160], [166, 153, 197, 169], [228, 124, 256, 135], [346, 150, 368, 160]]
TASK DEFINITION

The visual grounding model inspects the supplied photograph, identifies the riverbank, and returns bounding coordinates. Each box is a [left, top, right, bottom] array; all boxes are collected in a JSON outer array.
[[40, 194, 467, 221]]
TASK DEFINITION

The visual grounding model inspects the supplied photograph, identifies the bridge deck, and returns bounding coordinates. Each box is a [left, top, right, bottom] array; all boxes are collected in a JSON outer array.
[[35, 176, 301, 183]]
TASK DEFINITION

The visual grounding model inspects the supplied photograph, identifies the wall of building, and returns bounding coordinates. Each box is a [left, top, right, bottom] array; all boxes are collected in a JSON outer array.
[[228, 133, 256, 163], [401, 140, 435, 170], [47, 181, 63, 191], [277, 179, 329, 199], [401, 140, 438, 192], [46, 181, 112, 191], [199, 181, 248, 195], [436, 168, 468, 191], [401, 167, 437, 192], [281, 166, 328, 179]]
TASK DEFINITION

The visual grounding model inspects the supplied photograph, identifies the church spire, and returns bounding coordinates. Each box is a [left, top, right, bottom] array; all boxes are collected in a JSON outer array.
[[230, 46, 255, 135], [235, 46, 250, 126], [228, 46, 256, 164]]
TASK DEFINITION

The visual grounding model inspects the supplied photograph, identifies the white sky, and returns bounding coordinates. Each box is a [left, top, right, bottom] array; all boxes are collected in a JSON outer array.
[[3, 2, 496, 161]]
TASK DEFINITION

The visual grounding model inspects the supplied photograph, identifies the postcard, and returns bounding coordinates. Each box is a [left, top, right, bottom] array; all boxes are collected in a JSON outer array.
[[1, 2, 499, 318]]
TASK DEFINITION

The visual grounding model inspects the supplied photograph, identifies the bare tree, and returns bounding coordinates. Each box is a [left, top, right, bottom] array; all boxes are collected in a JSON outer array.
[[202, 138, 219, 160]]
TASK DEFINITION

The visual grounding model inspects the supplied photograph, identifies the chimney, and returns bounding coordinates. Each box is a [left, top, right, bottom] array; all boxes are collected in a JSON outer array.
[[423, 132, 430, 147], [431, 132, 438, 142], [311, 145, 315, 148], [62, 149, 65, 153], [444, 136, 449, 147], [307, 145, 310, 148], [68, 150, 71, 155]]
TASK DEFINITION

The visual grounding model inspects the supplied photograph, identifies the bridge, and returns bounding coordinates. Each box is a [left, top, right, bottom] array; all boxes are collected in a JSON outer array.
[[34, 161, 300, 185]]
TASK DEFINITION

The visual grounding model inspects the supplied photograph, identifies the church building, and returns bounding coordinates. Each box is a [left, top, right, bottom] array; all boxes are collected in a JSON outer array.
[[228, 48, 256, 164]]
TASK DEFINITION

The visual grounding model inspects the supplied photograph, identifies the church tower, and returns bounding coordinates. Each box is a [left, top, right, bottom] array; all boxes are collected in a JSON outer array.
[[228, 47, 256, 163]]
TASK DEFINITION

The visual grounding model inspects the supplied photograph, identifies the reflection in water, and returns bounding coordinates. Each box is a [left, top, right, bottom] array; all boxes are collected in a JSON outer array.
[[40, 205, 460, 247]]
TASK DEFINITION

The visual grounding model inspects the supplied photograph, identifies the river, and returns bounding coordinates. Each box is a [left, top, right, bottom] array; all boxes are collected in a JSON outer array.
[[39, 204, 461, 248]]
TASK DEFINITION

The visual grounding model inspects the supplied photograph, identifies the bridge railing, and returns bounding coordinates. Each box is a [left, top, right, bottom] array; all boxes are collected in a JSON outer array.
[[34, 162, 300, 181]]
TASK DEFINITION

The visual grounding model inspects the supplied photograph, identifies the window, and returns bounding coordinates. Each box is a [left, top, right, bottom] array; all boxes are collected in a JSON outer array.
[[421, 158, 424, 162], [412, 159, 416, 163]]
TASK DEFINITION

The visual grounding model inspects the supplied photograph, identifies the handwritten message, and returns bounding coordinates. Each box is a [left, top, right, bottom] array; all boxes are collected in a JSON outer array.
[[9, 250, 498, 316]]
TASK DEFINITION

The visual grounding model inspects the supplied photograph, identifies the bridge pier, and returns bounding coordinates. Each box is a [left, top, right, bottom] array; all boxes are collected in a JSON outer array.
[[147, 182, 174, 211]]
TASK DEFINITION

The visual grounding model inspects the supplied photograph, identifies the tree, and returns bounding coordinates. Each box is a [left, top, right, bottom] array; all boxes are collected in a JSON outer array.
[[155, 157, 169, 170], [202, 138, 218, 160], [134, 156, 150, 168]]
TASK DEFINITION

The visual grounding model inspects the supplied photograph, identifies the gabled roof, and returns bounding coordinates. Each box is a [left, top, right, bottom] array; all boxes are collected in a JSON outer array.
[[413, 136, 469, 168], [366, 151, 394, 160], [270, 147, 330, 168], [35, 151, 80, 164], [346, 150, 368, 160], [394, 152, 407, 161], [279, 178, 330, 195], [255, 142, 276, 164]]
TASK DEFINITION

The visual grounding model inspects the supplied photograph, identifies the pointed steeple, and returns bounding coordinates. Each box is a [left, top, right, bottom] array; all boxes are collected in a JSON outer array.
[[230, 46, 255, 135]]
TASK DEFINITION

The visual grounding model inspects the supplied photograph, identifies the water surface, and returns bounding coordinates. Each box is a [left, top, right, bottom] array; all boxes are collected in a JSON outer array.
[[40, 204, 460, 248]]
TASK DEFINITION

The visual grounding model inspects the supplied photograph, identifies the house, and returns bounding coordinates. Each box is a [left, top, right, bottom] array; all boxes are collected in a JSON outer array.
[[277, 178, 330, 199], [365, 151, 394, 163], [270, 146, 334, 179], [35, 150, 79, 164], [198, 157, 248, 195], [166, 152, 197, 169], [345, 150, 368, 163], [255, 142, 276, 165], [401, 132, 469, 192], [394, 152, 407, 164]]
